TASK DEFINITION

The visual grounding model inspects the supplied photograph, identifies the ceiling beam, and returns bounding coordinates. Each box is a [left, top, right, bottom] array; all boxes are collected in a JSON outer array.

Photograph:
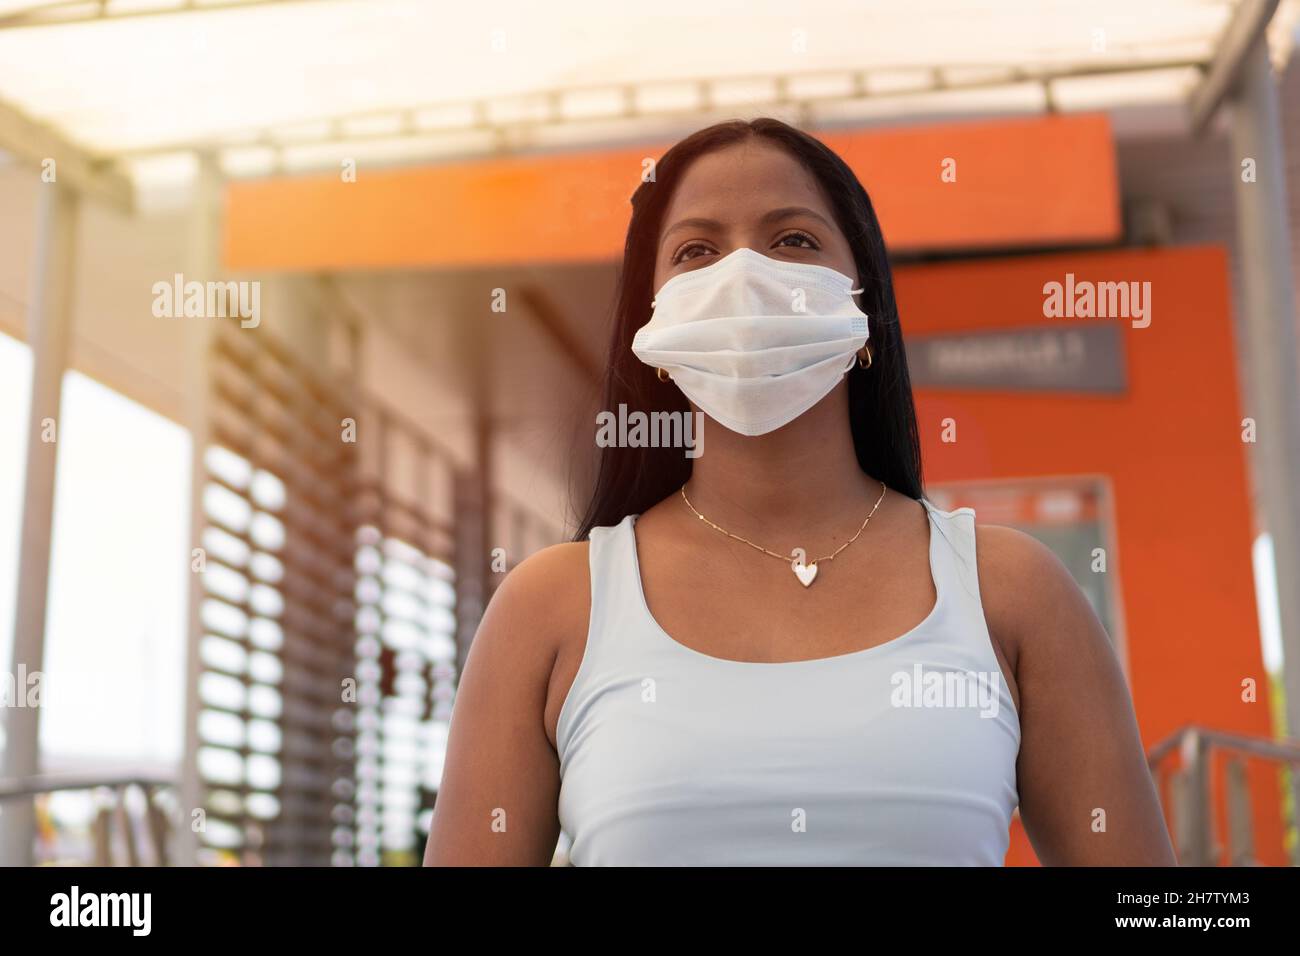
[[1188, 0, 1282, 135], [516, 285, 602, 387], [0, 96, 132, 212], [112, 57, 1203, 163], [0, 0, 338, 31]]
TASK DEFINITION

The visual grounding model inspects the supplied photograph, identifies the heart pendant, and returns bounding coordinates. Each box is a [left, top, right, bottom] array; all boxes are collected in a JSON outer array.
[[793, 561, 818, 587]]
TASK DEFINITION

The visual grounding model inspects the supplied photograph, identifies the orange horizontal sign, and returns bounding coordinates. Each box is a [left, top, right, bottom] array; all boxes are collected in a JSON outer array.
[[224, 113, 1119, 272]]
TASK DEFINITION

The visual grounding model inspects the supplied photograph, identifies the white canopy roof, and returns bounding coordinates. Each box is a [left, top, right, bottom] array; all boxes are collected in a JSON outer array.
[[1, 0, 1298, 187]]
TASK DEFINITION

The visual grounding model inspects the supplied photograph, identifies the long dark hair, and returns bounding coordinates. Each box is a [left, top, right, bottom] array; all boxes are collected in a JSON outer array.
[[572, 117, 923, 540]]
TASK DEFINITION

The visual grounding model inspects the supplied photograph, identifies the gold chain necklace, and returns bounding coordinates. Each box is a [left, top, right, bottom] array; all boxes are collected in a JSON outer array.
[[679, 480, 887, 588]]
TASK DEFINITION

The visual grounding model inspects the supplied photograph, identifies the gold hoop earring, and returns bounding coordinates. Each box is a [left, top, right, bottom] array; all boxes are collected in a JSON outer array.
[[656, 367, 671, 382], [856, 345, 872, 370]]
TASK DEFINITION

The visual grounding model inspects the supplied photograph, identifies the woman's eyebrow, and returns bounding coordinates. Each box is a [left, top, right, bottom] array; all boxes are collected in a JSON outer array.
[[659, 206, 835, 250], [659, 216, 722, 249], [758, 206, 835, 231]]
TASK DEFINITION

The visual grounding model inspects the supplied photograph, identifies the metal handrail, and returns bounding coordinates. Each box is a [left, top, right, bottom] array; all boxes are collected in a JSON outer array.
[[1148, 724, 1300, 767], [0, 772, 175, 800], [0, 772, 176, 865], [1147, 724, 1300, 866]]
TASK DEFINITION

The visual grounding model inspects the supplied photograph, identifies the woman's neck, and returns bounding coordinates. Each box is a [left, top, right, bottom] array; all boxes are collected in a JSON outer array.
[[680, 388, 881, 534]]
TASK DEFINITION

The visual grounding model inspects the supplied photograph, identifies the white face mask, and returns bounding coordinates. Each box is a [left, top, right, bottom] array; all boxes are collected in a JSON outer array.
[[632, 246, 869, 436]]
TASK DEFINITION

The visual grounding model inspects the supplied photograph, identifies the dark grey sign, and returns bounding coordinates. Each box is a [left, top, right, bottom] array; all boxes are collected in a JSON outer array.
[[906, 322, 1127, 393]]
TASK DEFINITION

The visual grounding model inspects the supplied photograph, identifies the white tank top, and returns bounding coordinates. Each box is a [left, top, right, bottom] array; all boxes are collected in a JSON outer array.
[[556, 497, 1021, 865]]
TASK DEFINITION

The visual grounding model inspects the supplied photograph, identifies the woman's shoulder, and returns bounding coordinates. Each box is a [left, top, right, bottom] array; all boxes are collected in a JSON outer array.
[[480, 512, 641, 648], [972, 520, 1104, 666], [461, 541, 591, 707], [486, 539, 592, 634], [973, 521, 1064, 579], [484, 540, 600, 751]]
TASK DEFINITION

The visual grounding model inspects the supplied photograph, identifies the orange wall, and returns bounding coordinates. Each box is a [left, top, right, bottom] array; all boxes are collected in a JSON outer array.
[[894, 245, 1283, 865], [223, 114, 1120, 271]]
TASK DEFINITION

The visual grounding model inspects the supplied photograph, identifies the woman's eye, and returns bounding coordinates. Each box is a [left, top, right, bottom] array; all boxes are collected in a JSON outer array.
[[775, 230, 818, 250], [672, 243, 713, 264]]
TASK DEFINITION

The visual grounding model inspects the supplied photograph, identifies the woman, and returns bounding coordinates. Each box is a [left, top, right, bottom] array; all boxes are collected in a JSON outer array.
[[424, 117, 1175, 866]]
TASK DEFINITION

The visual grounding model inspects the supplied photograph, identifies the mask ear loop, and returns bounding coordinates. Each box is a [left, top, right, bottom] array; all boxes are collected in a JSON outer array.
[[851, 291, 870, 368]]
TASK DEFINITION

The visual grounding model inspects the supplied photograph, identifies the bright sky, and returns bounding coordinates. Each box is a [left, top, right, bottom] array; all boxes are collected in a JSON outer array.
[[0, 330, 190, 769]]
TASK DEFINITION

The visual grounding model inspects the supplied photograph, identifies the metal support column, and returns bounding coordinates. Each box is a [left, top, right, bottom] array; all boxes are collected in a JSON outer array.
[[1229, 35, 1300, 860], [451, 285, 496, 677], [176, 153, 223, 867], [0, 182, 78, 866]]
